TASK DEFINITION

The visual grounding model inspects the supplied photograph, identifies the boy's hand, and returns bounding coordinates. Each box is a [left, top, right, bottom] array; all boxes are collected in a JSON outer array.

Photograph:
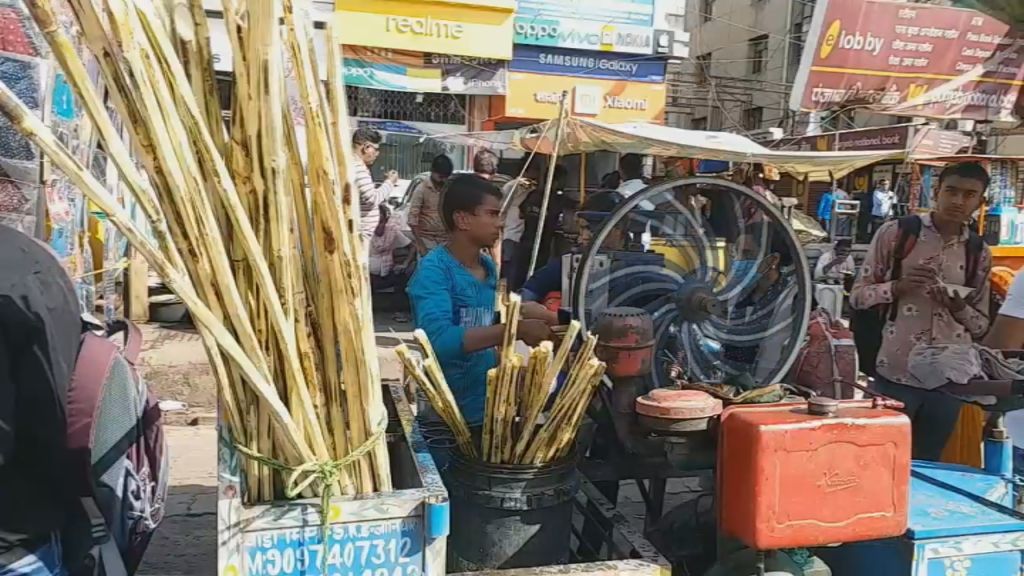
[[929, 285, 967, 313], [894, 265, 937, 298], [518, 319, 553, 346], [521, 301, 558, 326]]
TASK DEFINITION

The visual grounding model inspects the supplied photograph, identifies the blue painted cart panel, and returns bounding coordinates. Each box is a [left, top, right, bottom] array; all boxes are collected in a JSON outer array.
[[908, 462, 1024, 539], [243, 519, 424, 576], [817, 461, 1024, 576], [219, 384, 450, 576]]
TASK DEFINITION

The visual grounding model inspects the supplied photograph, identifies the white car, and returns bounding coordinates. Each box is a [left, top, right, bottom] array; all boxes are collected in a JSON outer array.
[[391, 171, 512, 236]]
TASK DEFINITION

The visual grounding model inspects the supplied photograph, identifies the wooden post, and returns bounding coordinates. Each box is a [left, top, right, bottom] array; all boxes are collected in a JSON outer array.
[[579, 152, 587, 207], [527, 91, 568, 278], [127, 248, 149, 321]]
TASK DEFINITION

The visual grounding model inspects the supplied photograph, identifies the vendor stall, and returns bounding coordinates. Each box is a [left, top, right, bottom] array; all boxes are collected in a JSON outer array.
[[913, 154, 1024, 270]]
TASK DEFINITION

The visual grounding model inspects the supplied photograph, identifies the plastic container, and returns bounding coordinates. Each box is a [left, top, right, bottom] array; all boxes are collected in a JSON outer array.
[[999, 206, 1017, 246], [718, 399, 911, 550], [446, 452, 580, 572]]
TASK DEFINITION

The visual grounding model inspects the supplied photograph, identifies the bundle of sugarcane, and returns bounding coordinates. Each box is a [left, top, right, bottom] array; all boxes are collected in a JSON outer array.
[[0, 0, 391, 501], [397, 292, 605, 466], [394, 331, 477, 458]]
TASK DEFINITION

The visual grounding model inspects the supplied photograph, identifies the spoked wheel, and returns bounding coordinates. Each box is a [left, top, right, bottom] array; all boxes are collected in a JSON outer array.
[[571, 177, 812, 390]]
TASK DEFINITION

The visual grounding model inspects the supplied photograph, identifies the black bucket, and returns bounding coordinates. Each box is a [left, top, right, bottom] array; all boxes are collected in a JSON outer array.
[[446, 450, 581, 572]]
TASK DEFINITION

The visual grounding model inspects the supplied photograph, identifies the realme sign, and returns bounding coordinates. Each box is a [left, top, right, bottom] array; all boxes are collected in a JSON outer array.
[[385, 16, 464, 40], [335, 0, 514, 60]]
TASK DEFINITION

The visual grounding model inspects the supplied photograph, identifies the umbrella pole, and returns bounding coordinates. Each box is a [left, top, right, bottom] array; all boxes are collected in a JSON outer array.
[[527, 91, 568, 279]]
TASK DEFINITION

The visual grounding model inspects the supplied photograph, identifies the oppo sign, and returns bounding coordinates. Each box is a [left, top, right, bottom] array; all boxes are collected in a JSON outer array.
[[513, 17, 654, 55]]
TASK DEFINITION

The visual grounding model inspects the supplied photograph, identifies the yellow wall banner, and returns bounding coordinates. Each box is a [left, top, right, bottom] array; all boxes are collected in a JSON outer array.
[[334, 0, 514, 60], [505, 72, 666, 123]]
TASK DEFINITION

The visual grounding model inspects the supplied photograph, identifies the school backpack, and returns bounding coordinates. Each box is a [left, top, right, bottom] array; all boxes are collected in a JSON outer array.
[[66, 319, 168, 575], [850, 215, 985, 377], [788, 308, 858, 399]]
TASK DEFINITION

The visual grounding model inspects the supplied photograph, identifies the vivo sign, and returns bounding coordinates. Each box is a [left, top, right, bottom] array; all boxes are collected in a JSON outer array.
[[513, 17, 655, 55]]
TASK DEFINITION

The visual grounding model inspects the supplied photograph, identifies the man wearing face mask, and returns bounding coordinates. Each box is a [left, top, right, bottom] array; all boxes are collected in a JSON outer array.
[[722, 234, 801, 384]]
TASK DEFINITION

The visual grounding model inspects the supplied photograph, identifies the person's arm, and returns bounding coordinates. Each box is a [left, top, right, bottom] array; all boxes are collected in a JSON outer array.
[[985, 272, 1024, 349], [408, 259, 549, 361], [953, 248, 992, 339], [405, 183, 430, 254], [407, 182, 424, 231], [354, 164, 393, 215], [851, 222, 899, 309], [813, 252, 833, 281]]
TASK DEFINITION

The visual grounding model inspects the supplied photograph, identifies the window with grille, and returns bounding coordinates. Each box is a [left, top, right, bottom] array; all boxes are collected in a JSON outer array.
[[749, 34, 769, 75], [744, 106, 764, 130], [788, 19, 804, 73], [345, 86, 467, 125], [701, 0, 714, 23], [695, 53, 712, 86], [710, 108, 723, 130]]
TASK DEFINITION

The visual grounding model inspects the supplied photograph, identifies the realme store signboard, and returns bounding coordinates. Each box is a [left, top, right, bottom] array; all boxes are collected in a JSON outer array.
[[335, 0, 515, 60]]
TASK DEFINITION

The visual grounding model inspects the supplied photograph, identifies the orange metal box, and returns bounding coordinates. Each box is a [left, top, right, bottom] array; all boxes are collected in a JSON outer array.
[[717, 400, 911, 550]]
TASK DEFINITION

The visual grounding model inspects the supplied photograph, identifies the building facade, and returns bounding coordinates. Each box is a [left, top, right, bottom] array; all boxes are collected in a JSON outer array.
[[669, 0, 812, 135]]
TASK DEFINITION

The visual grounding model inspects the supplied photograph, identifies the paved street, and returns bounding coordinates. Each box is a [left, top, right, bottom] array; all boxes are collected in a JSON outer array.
[[138, 425, 217, 576]]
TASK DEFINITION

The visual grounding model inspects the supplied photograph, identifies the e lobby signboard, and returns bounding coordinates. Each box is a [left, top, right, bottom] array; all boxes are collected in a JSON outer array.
[[511, 45, 666, 83], [513, 0, 656, 55], [791, 0, 1024, 121], [335, 0, 515, 60], [505, 71, 665, 123]]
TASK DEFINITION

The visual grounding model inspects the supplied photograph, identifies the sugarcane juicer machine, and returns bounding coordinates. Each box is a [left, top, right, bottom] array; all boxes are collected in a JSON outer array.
[[566, 178, 1024, 576]]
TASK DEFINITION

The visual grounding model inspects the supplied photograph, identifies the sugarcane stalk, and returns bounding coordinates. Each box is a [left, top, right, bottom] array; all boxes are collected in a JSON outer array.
[[0, 81, 315, 468]]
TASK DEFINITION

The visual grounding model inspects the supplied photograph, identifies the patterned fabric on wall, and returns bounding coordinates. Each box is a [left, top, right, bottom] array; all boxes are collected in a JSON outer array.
[[0, 1, 46, 235]]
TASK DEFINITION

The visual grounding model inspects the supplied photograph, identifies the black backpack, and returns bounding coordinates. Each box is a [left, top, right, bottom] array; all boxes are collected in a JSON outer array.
[[851, 216, 985, 376]]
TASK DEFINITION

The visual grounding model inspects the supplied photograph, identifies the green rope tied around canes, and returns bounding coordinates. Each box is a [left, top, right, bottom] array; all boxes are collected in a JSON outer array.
[[235, 416, 388, 570]]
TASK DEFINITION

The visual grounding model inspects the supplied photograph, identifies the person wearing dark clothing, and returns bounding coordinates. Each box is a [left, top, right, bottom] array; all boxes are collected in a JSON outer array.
[[520, 191, 626, 303], [1, 224, 81, 574]]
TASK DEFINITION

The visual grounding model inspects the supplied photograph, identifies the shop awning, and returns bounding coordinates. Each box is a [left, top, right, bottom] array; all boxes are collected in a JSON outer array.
[[430, 117, 905, 181]]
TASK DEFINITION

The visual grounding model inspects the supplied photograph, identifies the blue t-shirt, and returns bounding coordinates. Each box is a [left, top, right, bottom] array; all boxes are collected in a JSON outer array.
[[407, 246, 498, 425], [521, 258, 563, 302], [817, 191, 834, 222]]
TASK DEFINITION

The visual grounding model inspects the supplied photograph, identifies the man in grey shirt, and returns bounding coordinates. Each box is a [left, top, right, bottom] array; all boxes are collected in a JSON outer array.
[[351, 127, 398, 243]]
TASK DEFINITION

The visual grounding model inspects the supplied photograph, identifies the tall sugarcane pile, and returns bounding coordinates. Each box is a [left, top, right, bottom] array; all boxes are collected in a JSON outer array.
[[396, 294, 606, 466], [0, 0, 391, 501]]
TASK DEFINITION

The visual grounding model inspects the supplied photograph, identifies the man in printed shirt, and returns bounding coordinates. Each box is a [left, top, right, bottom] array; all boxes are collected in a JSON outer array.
[[407, 154, 454, 257], [852, 162, 992, 461], [352, 127, 398, 243]]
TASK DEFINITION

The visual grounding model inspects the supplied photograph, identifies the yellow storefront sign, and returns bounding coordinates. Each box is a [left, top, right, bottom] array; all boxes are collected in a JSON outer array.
[[335, 0, 514, 60], [506, 72, 666, 124]]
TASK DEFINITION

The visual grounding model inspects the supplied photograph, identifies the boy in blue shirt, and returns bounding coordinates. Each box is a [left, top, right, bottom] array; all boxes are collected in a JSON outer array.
[[407, 174, 552, 425]]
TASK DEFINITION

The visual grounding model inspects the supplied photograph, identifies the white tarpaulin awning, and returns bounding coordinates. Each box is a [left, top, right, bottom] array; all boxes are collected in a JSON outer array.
[[430, 118, 905, 182]]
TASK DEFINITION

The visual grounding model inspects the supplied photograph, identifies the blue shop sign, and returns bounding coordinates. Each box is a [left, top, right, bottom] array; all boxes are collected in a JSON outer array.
[[511, 45, 666, 83]]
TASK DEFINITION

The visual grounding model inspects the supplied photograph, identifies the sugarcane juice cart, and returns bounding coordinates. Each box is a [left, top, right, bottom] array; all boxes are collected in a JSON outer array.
[[565, 177, 1024, 575]]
